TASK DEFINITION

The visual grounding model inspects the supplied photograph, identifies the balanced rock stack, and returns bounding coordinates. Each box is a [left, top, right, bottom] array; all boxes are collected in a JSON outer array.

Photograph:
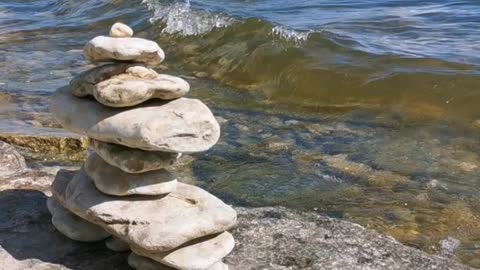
[[48, 23, 237, 270]]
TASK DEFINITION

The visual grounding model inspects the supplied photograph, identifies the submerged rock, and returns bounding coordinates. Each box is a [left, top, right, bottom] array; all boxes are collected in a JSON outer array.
[[90, 139, 180, 174], [84, 36, 165, 67], [84, 153, 177, 196], [50, 87, 220, 153], [0, 133, 88, 162], [110, 22, 133, 38], [47, 197, 110, 242], [440, 237, 461, 257], [51, 169, 237, 253]]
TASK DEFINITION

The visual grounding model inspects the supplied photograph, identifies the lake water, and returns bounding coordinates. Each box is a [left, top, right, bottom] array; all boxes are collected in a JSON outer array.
[[1, 0, 480, 267]]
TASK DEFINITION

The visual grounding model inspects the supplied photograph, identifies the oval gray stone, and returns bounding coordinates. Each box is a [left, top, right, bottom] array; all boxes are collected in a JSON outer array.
[[90, 139, 180, 174], [84, 36, 165, 67], [50, 87, 221, 153], [47, 197, 110, 242], [128, 253, 228, 270], [93, 66, 190, 107], [70, 63, 131, 97], [131, 232, 235, 270], [51, 169, 237, 252], [84, 153, 177, 196]]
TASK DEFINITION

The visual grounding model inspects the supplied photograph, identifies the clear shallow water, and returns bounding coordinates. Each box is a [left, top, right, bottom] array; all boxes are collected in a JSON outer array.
[[1, 0, 480, 267]]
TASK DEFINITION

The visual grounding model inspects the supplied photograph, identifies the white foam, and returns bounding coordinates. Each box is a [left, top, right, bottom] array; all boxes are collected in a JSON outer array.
[[271, 26, 310, 44], [142, 0, 235, 35]]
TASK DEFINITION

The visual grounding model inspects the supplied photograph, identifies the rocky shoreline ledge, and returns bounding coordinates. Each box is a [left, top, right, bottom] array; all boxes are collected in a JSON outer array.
[[0, 140, 473, 270]]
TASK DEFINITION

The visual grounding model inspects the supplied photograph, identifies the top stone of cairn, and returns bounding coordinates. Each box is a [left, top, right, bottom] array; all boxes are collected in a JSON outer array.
[[84, 23, 165, 67], [110, 22, 134, 38]]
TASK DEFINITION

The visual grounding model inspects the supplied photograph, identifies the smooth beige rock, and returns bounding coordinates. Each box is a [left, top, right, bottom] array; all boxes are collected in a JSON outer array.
[[84, 153, 177, 196], [84, 36, 165, 67], [71, 66, 190, 107], [105, 236, 131, 252], [70, 63, 131, 97], [50, 87, 220, 153], [93, 66, 190, 107], [128, 253, 228, 270], [110, 22, 133, 38], [51, 169, 237, 252], [131, 232, 234, 270], [47, 197, 110, 242], [90, 139, 180, 174]]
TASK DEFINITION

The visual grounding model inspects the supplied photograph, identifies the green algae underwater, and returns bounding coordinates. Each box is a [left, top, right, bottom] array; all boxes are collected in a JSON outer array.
[[1, 0, 480, 267]]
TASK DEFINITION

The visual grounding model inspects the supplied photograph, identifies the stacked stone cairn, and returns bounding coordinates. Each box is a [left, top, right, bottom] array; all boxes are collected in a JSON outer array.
[[48, 23, 237, 270]]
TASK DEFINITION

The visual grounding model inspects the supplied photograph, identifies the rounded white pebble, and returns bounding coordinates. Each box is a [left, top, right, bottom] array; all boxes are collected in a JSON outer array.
[[110, 22, 133, 38]]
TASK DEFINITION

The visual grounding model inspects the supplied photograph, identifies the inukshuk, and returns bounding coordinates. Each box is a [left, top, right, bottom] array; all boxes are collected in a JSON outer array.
[[48, 22, 237, 270]]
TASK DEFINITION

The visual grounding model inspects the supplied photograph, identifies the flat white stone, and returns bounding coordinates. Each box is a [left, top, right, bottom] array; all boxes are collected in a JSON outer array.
[[51, 169, 237, 252], [110, 22, 133, 38], [47, 197, 110, 242], [84, 36, 165, 67], [128, 253, 229, 270], [131, 232, 235, 270], [50, 87, 220, 153], [90, 139, 180, 174], [84, 153, 177, 196], [93, 66, 190, 107]]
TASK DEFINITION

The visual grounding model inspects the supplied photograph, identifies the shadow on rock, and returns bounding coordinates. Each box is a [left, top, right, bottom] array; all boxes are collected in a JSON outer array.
[[0, 189, 132, 270]]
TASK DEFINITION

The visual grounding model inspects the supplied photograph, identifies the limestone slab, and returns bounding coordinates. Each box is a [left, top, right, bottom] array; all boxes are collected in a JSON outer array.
[[47, 197, 110, 242], [84, 153, 177, 196], [131, 232, 234, 270], [90, 139, 180, 174], [50, 87, 220, 153], [84, 36, 165, 67], [51, 169, 237, 252]]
